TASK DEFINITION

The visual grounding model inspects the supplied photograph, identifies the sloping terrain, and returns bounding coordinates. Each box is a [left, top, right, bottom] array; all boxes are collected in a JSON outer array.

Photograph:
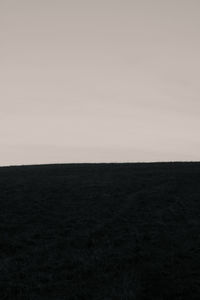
[[0, 162, 200, 299]]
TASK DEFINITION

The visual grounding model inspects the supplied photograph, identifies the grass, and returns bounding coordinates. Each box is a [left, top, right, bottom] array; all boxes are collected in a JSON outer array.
[[0, 162, 200, 299]]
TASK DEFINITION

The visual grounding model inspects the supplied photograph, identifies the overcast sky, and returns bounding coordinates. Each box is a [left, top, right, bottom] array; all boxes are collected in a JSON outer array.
[[1, 0, 200, 165]]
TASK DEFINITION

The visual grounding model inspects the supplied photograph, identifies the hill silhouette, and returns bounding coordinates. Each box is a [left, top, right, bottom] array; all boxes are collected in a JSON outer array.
[[0, 162, 200, 299]]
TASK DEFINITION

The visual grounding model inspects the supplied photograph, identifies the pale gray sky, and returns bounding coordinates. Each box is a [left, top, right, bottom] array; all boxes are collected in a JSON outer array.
[[1, 0, 200, 165]]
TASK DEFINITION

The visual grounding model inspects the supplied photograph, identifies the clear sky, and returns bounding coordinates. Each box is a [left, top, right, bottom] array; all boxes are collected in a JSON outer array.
[[1, 0, 200, 165]]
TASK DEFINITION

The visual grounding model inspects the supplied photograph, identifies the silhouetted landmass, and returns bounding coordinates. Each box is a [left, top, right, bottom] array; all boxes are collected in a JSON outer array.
[[0, 162, 200, 299]]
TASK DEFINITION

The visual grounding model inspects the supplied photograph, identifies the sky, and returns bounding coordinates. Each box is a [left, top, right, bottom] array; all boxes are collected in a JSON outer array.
[[1, 0, 200, 165]]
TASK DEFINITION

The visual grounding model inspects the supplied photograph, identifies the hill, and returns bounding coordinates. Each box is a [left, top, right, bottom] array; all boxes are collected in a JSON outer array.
[[0, 162, 200, 299]]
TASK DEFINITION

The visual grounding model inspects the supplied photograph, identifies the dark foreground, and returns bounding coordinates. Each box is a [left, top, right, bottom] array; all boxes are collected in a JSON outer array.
[[0, 162, 200, 299]]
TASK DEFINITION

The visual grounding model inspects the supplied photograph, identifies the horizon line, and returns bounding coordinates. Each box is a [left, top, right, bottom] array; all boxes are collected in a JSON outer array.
[[1, 160, 200, 168]]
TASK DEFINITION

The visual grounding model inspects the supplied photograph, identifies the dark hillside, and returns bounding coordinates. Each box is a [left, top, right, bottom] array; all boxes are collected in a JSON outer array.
[[0, 162, 200, 299]]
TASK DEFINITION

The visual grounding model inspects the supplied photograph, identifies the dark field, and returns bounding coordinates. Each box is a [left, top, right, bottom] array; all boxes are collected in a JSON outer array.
[[0, 162, 200, 299]]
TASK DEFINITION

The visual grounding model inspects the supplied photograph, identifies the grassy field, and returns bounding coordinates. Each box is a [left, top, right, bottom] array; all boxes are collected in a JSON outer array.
[[0, 162, 200, 299]]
